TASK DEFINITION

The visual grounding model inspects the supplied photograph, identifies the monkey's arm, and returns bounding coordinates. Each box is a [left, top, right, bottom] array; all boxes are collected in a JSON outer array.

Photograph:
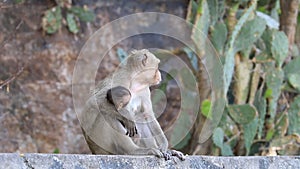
[[98, 97, 138, 137], [117, 109, 137, 137]]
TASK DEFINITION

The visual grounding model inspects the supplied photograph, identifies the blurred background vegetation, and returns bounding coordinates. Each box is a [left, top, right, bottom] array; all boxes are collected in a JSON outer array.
[[0, 0, 299, 156], [183, 0, 300, 156]]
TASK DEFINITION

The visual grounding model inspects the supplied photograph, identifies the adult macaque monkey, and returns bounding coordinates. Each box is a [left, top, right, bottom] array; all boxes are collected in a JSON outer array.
[[80, 49, 185, 160]]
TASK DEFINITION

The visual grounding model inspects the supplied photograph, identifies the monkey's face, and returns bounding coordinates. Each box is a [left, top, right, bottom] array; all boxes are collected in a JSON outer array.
[[142, 52, 161, 85], [133, 66, 161, 87], [153, 69, 162, 85], [127, 49, 162, 87]]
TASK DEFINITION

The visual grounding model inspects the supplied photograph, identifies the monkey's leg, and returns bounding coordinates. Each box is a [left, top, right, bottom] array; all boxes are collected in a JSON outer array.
[[147, 119, 168, 150], [135, 122, 158, 148], [149, 122, 186, 161], [141, 119, 172, 160], [144, 117, 185, 161], [110, 130, 164, 157]]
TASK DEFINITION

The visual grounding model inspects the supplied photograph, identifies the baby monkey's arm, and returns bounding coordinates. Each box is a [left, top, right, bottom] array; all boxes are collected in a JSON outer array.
[[106, 86, 137, 137]]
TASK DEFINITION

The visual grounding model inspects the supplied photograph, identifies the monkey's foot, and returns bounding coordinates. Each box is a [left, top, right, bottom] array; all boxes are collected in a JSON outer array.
[[167, 149, 186, 161], [147, 148, 164, 158], [161, 151, 171, 161]]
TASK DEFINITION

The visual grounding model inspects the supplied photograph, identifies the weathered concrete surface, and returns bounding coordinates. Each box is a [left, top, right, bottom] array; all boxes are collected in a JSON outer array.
[[0, 154, 299, 169]]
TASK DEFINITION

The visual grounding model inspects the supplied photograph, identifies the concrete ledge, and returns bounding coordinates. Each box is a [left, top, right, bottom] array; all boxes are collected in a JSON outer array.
[[0, 153, 299, 169]]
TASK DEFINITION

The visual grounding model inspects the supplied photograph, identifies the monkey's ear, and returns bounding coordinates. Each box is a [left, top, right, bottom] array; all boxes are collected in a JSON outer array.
[[142, 54, 148, 66]]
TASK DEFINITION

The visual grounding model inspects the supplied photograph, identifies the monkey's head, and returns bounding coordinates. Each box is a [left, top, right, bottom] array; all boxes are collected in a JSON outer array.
[[106, 86, 131, 111], [125, 49, 161, 86]]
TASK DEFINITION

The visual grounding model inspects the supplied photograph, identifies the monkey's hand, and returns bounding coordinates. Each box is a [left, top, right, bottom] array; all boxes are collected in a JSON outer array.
[[119, 118, 138, 137], [167, 149, 186, 161]]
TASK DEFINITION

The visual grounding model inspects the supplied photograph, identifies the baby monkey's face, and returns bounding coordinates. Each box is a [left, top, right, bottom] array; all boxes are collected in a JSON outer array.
[[106, 86, 132, 110], [118, 93, 131, 110]]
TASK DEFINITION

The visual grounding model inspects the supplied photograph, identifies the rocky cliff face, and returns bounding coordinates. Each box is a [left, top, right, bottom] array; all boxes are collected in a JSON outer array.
[[0, 0, 187, 153]]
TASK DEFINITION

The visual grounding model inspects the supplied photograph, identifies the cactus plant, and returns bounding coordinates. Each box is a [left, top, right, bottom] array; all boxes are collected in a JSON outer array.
[[184, 0, 299, 156]]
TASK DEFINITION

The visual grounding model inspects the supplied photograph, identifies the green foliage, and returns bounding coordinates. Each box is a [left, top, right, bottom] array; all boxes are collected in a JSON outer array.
[[265, 128, 275, 141], [265, 65, 284, 119], [264, 88, 273, 99], [42, 2, 95, 34], [201, 99, 212, 119], [288, 96, 300, 135], [255, 52, 269, 62], [213, 128, 224, 148], [69, 6, 95, 22], [53, 148, 60, 154], [273, 113, 288, 138], [270, 31, 289, 67], [66, 13, 79, 34], [256, 11, 279, 29], [262, 29, 289, 67], [223, 0, 258, 94], [191, 0, 210, 52], [186, 0, 300, 156], [234, 17, 266, 52], [186, 0, 198, 24], [211, 22, 228, 54], [284, 57, 300, 75], [287, 74, 300, 91], [284, 57, 300, 91], [243, 117, 258, 155], [14, 0, 24, 3], [179, 67, 197, 91], [207, 0, 225, 26], [42, 7, 62, 34], [213, 128, 233, 156], [254, 89, 267, 139], [227, 104, 256, 124]]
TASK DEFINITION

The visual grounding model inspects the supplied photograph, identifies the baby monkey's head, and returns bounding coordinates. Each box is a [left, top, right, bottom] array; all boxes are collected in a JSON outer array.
[[106, 86, 131, 111]]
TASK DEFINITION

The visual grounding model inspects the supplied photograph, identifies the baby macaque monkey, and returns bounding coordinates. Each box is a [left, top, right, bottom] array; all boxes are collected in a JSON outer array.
[[106, 86, 131, 111], [106, 86, 137, 137]]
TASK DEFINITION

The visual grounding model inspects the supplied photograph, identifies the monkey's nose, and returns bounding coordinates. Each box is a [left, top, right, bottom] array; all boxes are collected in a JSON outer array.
[[156, 74, 162, 84]]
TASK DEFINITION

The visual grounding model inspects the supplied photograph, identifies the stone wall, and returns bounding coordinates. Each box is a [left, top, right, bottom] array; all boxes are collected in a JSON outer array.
[[1, 154, 299, 169]]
